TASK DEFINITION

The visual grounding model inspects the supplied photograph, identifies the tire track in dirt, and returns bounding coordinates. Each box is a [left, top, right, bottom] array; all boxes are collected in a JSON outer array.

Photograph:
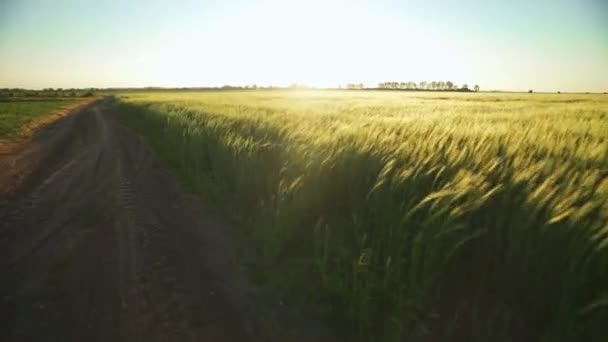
[[0, 98, 335, 342], [0, 99, 262, 342]]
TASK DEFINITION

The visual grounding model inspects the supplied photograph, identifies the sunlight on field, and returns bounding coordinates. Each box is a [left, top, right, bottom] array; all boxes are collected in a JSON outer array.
[[116, 90, 608, 340]]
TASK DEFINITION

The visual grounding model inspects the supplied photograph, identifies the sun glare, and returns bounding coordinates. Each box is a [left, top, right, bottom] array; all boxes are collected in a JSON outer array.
[[147, 0, 452, 88]]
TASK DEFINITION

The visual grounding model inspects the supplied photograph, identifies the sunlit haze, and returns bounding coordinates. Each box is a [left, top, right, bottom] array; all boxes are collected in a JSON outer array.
[[1, 0, 607, 92]]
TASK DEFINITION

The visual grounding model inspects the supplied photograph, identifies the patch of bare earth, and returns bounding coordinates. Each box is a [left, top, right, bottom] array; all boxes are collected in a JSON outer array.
[[0, 99, 95, 200], [0, 99, 332, 342]]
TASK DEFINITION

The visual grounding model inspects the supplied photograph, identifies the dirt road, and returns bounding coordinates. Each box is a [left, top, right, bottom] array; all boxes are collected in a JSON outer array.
[[0, 99, 325, 341]]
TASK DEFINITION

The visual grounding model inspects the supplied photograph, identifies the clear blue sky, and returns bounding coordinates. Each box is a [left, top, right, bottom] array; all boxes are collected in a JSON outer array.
[[1, 0, 607, 92]]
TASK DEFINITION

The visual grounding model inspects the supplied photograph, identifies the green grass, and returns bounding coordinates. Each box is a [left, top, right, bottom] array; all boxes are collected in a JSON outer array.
[[0, 99, 81, 138], [114, 90, 608, 341]]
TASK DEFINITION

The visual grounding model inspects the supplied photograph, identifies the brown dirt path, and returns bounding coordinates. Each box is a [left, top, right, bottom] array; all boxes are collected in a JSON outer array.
[[0, 99, 94, 200], [0, 99, 330, 342]]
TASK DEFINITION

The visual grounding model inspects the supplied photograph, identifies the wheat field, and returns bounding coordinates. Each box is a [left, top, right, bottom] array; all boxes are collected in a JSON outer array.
[[115, 90, 608, 341]]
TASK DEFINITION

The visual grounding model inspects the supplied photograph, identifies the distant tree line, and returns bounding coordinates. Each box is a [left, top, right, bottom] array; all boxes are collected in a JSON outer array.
[[0, 88, 95, 99], [345, 83, 365, 90], [221, 84, 276, 90], [377, 81, 480, 92]]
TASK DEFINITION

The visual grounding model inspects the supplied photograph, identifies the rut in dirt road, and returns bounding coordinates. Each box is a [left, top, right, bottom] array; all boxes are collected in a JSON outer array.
[[0, 100, 268, 342]]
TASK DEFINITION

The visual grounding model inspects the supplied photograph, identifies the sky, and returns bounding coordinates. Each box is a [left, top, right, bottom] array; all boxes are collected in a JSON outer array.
[[1, 0, 607, 92]]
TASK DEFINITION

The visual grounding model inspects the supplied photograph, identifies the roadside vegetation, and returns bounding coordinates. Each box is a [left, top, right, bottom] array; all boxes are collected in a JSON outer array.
[[115, 90, 608, 341], [0, 100, 85, 139]]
